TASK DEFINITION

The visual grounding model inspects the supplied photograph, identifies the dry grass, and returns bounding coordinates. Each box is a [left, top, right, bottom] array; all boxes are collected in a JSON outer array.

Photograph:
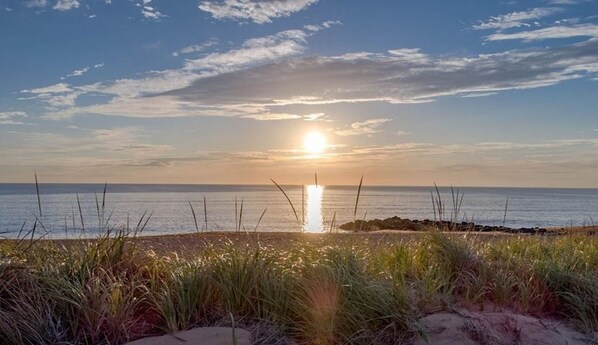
[[1, 229, 597, 344]]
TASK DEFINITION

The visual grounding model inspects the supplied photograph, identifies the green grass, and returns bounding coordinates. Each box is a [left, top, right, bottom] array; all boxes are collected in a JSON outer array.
[[0, 230, 597, 344]]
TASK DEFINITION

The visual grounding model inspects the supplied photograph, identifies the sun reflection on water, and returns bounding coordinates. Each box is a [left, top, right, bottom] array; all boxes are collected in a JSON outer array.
[[304, 184, 324, 233]]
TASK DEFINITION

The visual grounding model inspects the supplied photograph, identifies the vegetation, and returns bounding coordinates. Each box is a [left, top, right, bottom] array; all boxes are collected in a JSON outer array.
[[0, 229, 597, 344]]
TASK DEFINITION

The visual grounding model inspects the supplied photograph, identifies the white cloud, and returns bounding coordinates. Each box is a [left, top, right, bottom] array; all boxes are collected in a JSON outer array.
[[61, 63, 105, 79], [64, 67, 89, 78], [24, 83, 72, 94], [139, 0, 166, 20], [182, 29, 307, 71], [0, 111, 27, 125], [53, 0, 79, 11], [172, 38, 218, 57], [461, 92, 498, 98], [546, 0, 585, 4], [165, 37, 598, 111], [486, 23, 598, 40], [304, 20, 341, 32], [199, 0, 318, 24], [473, 7, 562, 31], [334, 118, 392, 136], [25, 0, 47, 8], [242, 113, 301, 120], [23, 23, 598, 122], [302, 113, 326, 121], [21, 83, 82, 107]]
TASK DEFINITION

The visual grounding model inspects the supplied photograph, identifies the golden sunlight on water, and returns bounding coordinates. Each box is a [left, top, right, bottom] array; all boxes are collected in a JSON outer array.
[[303, 184, 324, 233]]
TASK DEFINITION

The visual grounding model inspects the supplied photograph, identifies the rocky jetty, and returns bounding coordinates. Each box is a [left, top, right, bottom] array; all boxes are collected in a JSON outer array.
[[339, 216, 550, 234]]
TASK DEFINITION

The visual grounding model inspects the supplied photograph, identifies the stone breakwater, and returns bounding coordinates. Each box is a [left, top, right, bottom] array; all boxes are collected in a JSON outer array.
[[339, 216, 551, 234]]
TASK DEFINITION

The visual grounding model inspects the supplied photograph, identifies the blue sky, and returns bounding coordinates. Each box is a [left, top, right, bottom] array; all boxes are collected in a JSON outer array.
[[1, 0, 597, 187]]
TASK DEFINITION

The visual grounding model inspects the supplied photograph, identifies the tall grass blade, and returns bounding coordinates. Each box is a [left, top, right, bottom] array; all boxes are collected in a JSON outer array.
[[34, 172, 42, 218], [203, 196, 208, 232], [189, 201, 199, 232], [76, 193, 85, 234], [330, 211, 336, 233], [271, 179, 300, 225], [431, 191, 437, 222], [95, 193, 101, 229], [353, 176, 364, 231], [433, 183, 443, 223], [238, 197, 244, 233], [254, 208, 268, 232], [502, 197, 509, 227], [101, 183, 107, 227], [302, 184, 305, 226]]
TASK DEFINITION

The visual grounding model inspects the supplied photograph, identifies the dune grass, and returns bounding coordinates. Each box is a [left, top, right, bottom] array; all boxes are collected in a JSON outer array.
[[0, 229, 597, 344]]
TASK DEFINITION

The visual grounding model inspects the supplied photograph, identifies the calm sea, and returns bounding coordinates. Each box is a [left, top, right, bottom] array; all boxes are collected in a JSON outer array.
[[1, 184, 597, 238]]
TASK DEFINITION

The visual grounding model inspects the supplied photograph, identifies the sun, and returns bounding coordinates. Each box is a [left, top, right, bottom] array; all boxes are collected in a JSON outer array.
[[303, 131, 327, 155]]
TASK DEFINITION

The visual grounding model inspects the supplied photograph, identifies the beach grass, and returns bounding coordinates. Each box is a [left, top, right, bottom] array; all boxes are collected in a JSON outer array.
[[0, 229, 597, 344]]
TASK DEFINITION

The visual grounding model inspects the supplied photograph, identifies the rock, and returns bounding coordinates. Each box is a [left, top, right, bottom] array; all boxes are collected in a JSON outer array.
[[125, 327, 252, 345], [339, 216, 556, 235]]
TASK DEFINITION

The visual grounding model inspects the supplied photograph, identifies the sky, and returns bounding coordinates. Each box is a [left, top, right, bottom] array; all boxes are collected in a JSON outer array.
[[0, 0, 597, 187]]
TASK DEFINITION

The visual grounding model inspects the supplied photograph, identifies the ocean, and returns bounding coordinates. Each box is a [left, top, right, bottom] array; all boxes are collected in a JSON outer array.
[[1, 184, 597, 238]]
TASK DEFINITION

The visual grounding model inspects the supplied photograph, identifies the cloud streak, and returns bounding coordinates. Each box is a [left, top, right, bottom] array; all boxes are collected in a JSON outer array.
[[486, 23, 598, 40], [165, 38, 598, 112], [53, 0, 79, 11], [172, 38, 218, 57], [139, 0, 166, 20], [473, 7, 562, 31], [198, 0, 318, 24], [334, 118, 392, 136], [0, 111, 27, 125], [17, 18, 598, 123]]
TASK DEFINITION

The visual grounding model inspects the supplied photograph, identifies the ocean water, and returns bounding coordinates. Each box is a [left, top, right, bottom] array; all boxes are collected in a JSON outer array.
[[0, 184, 597, 238]]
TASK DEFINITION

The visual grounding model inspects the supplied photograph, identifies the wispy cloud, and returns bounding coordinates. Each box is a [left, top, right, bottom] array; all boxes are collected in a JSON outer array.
[[546, 0, 586, 4], [165, 38, 598, 113], [486, 23, 598, 40], [61, 63, 104, 79], [0, 111, 27, 125], [199, 0, 318, 24], [25, 0, 47, 8], [304, 20, 342, 32], [139, 0, 166, 20], [172, 38, 218, 57], [461, 92, 498, 98], [20, 20, 597, 123], [53, 0, 79, 11], [334, 118, 392, 136], [473, 7, 562, 31], [21, 83, 82, 107], [1, 127, 172, 165]]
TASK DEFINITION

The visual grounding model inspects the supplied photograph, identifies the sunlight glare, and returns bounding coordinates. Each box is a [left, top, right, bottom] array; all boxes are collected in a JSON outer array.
[[303, 131, 327, 155], [304, 184, 324, 233]]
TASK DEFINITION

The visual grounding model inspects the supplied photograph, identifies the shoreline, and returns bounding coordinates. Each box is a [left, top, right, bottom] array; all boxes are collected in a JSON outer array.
[[29, 229, 571, 258]]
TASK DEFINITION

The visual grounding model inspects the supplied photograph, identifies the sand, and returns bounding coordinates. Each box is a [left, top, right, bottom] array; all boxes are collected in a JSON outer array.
[[100, 230, 519, 258], [124, 327, 251, 345], [416, 309, 595, 345]]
